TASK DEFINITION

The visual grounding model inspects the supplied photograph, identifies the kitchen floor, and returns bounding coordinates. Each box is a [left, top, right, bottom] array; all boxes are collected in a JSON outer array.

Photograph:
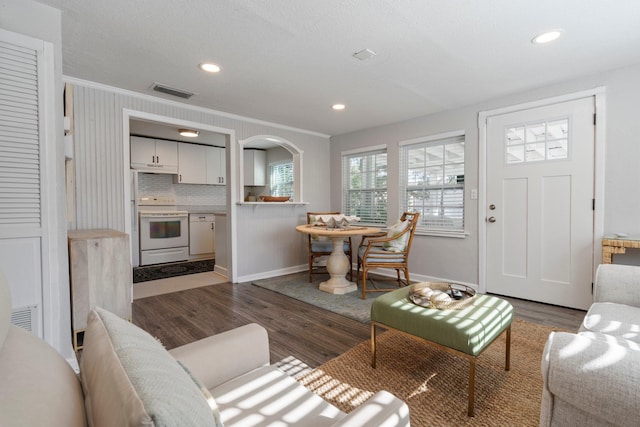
[[133, 271, 228, 300]]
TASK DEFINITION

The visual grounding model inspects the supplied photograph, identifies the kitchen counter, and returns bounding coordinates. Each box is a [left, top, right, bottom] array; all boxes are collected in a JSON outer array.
[[178, 205, 226, 215]]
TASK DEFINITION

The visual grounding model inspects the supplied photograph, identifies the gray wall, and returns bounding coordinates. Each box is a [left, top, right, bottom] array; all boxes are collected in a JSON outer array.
[[330, 61, 640, 285]]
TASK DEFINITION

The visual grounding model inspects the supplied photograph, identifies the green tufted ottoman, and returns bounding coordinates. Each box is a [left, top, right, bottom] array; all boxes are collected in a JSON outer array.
[[370, 286, 514, 416]]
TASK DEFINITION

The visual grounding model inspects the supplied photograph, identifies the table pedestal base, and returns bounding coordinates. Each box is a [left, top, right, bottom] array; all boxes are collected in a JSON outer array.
[[318, 236, 357, 294], [319, 278, 357, 295]]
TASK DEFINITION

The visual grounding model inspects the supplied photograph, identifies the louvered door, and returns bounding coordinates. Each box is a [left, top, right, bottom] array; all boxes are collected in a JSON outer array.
[[0, 30, 46, 337]]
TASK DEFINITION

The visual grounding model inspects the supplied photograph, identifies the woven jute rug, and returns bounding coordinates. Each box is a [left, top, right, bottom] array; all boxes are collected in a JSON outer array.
[[296, 318, 564, 426]]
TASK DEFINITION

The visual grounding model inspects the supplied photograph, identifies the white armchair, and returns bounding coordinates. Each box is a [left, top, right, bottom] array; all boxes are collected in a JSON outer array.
[[170, 324, 411, 427], [540, 264, 640, 427]]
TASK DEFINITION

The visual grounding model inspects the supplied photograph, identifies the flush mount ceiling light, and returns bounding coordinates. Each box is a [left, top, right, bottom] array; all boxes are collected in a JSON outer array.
[[531, 30, 562, 44], [179, 129, 199, 137], [199, 62, 221, 73], [332, 104, 346, 111]]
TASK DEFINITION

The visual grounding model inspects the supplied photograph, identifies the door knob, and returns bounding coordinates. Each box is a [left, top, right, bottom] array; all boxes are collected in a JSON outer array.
[[488, 216, 496, 223]]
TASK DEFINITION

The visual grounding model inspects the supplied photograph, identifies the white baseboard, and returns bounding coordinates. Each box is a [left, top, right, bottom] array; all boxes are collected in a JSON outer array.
[[67, 356, 80, 373], [235, 265, 307, 283], [236, 264, 479, 291], [214, 264, 227, 278]]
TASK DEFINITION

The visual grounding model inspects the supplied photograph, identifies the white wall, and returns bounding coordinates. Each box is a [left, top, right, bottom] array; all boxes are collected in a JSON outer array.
[[0, 0, 70, 357], [331, 61, 640, 285]]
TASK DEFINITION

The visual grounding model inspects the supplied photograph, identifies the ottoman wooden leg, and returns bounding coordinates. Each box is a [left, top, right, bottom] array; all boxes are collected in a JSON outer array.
[[505, 324, 511, 371], [468, 358, 476, 417], [371, 323, 377, 368]]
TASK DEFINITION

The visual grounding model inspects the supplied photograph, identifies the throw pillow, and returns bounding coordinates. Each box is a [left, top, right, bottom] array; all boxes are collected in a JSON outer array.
[[178, 361, 224, 427], [383, 219, 410, 252], [80, 307, 217, 427]]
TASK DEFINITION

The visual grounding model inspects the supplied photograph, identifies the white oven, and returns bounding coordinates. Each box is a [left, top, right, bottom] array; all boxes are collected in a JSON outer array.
[[138, 196, 189, 266]]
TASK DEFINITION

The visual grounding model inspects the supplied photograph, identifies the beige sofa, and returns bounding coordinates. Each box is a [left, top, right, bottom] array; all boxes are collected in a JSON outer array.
[[540, 264, 640, 427], [0, 274, 410, 426]]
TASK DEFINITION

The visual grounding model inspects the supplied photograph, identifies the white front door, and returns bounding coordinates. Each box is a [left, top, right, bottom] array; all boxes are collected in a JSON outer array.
[[486, 97, 595, 310]]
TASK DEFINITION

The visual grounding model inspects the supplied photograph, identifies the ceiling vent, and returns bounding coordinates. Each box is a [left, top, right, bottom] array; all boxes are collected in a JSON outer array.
[[353, 48, 377, 61], [151, 83, 195, 99]]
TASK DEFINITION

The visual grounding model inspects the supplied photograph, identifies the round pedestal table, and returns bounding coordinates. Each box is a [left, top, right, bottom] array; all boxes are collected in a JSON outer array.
[[296, 224, 381, 294]]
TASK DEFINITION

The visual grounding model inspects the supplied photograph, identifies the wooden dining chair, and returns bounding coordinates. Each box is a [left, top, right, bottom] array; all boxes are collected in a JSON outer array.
[[356, 212, 420, 299], [306, 212, 353, 282]]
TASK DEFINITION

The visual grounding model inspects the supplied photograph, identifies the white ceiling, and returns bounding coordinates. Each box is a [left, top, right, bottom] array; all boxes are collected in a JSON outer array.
[[36, 0, 640, 136]]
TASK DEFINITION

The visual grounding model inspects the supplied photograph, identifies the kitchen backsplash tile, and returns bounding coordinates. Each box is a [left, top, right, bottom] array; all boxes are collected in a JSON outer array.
[[138, 173, 226, 206]]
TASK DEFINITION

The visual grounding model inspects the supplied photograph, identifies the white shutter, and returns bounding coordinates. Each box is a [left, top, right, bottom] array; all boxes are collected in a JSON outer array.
[[0, 40, 40, 227]]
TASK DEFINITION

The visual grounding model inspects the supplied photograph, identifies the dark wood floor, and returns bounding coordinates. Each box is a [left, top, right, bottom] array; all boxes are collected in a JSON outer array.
[[133, 281, 586, 369]]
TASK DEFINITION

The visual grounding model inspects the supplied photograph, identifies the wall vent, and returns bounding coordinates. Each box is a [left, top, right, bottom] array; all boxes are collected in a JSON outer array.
[[11, 305, 38, 333], [151, 83, 195, 99]]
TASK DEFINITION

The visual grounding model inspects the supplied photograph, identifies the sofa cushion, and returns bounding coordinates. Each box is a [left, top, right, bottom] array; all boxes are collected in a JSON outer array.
[[210, 365, 345, 427], [0, 325, 87, 427], [577, 330, 640, 351], [580, 302, 640, 344], [80, 307, 217, 427]]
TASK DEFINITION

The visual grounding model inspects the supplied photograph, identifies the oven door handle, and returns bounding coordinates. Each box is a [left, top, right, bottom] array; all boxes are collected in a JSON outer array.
[[139, 214, 188, 218]]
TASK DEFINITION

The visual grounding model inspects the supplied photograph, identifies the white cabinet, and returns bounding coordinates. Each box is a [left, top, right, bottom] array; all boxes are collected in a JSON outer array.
[[130, 136, 178, 173], [176, 143, 207, 184], [244, 149, 266, 186], [207, 146, 226, 185], [189, 214, 214, 255], [176, 144, 225, 185]]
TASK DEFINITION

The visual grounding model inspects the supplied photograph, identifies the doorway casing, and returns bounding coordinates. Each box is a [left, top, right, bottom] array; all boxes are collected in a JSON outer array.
[[121, 109, 238, 282]]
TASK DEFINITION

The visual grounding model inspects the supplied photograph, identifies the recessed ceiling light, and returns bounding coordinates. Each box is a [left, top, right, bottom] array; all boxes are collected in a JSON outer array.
[[179, 129, 199, 137], [199, 63, 221, 73], [531, 30, 562, 44], [332, 104, 346, 111]]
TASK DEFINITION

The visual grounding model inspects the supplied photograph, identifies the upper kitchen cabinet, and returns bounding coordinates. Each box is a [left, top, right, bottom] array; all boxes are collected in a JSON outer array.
[[207, 146, 226, 185], [176, 143, 207, 184], [244, 149, 266, 186], [175, 143, 226, 185], [130, 136, 178, 173]]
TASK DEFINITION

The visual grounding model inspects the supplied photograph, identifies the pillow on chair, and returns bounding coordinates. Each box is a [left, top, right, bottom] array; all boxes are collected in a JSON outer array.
[[383, 219, 410, 252], [309, 214, 329, 242]]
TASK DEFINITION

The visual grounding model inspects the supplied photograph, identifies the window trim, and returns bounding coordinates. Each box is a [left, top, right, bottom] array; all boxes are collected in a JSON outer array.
[[399, 130, 466, 237]]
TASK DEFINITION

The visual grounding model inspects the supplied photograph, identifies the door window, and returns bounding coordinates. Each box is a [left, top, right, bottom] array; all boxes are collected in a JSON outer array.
[[505, 118, 569, 164]]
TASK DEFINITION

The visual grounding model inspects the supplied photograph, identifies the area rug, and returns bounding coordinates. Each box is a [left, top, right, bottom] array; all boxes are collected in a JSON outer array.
[[252, 271, 398, 323], [296, 319, 561, 426], [133, 259, 215, 283]]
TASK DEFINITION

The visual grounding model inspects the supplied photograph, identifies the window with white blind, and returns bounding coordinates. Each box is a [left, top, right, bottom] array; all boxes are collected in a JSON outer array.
[[342, 147, 387, 225], [400, 131, 465, 234], [270, 161, 294, 197]]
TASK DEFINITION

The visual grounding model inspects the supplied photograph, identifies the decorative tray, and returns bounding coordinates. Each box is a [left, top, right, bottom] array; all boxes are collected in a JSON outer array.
[[409, 282, 476, 310]]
